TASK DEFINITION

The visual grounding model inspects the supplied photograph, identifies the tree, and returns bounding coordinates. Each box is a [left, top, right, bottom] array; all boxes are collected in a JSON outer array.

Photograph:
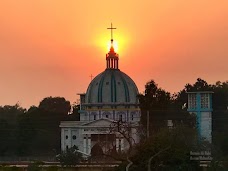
[[56, 146, 82, 167], [26, 106, 63, 155], [0, 104, 26, 156], [104, 120, 143, 171], [138, 80, 171, 110], [174, 78, 212, 109], [212, 81, 228, 110], [138, 80, 195, 134], [138, 80, 171, 130], [0, 103, 26, 125], [39, 96, 71, 115], [212, 110, 228, 169], [0, 119, 10, 155], [118, 125, 201, 171], [15, 113, 36, 156]]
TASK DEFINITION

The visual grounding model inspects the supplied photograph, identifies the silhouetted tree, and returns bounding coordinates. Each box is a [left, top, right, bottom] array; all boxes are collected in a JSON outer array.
[[212, 81, 228, 110], [115, 125, 200, 171], [39, 96, 71, 115], [138, 80, 171, 110], [27, 107, 63, 155], [0, 119, 10, 156], [16, 113, 36, 156], [138, 80, 194, 133], [0, 104, 26, 156], [174, 78, 212, 109], [132, 126, 201, 171]]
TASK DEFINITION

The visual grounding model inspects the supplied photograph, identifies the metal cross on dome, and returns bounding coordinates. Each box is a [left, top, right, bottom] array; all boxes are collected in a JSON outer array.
[[89, 74, 93, 81], [107, 23, 116, 42]]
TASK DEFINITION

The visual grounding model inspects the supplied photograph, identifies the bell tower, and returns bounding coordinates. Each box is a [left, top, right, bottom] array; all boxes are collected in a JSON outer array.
[[106, 23, 119, 70]]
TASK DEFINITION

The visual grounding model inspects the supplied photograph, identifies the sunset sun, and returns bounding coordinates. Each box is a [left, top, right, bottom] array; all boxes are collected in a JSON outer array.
[[107, 40, 118, 52]]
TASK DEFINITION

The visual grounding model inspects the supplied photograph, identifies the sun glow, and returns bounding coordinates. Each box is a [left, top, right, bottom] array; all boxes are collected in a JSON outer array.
[[107, 40, 118, 52], [93, 25, 130, 57], [95, 35, 128, 56]]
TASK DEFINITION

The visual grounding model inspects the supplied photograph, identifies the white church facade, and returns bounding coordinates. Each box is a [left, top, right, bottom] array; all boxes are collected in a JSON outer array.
[[60, 24, 140, 156]]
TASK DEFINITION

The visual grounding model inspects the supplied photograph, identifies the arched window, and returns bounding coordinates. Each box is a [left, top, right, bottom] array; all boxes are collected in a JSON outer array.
[[91, 112, 97, 120], [117, 112, 125, 121], [131, 111, 136, 121], [119, 114, 122, 121], [103, 112, 111, 119]]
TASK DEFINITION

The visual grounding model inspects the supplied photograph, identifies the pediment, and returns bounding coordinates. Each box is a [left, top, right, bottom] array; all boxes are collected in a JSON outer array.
[[82, 118, 114, 127]]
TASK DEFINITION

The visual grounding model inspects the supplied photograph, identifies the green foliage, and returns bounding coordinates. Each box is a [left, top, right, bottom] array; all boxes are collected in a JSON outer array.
[[0, 104, 26, 156], [0, 119, 10, 155], [139, 80, 196, 133], [175, 78, 228, 110], [113, 162, 128, 171], [138, 80, 171, 110], [38, 96, 71, 115], [27, 107, 62, 155], [15, 113, 36, 156], [172, 78, 212, 110], [129, 126, 199, 171], [212, 81, 228, 110], [26, 161, 44, 171], [56, 147, 82, 167], [0, 166, 20, 171], [46, 166, 59, 171], [0, 96, 77, 157], [27, 162, 41, 171]]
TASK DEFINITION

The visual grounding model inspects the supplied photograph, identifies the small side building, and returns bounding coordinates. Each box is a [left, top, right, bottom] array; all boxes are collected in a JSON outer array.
[[187, 91, 213, 143]]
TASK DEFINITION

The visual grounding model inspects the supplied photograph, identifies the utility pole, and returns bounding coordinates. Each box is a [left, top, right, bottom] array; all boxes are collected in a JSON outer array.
[[147, 110, 149, 138]]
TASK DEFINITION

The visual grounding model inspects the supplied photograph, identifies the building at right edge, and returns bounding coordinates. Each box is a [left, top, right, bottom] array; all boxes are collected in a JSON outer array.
[[187, 92, 213, 143]]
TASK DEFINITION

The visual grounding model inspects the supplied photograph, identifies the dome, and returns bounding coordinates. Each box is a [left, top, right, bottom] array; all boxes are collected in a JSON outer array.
[[85, 69, 139, 104], [85, 24, 139, 106]]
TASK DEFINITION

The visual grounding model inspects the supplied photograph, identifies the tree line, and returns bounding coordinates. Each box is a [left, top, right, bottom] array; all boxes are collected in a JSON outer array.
[[0, 78, 227, 169], [0, 97, 79, 157]]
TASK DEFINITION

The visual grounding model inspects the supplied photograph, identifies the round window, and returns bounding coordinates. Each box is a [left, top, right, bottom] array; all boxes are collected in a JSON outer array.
[[72, 135, 76, 140]]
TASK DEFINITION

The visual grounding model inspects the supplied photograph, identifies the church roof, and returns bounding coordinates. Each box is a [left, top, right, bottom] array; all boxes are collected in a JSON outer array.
[[85, 69, 139, 104], [82, 118, 114, 126]]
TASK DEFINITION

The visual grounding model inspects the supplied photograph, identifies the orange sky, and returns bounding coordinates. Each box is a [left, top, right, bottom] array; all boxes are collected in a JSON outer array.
[[0, 0, 228, 108]]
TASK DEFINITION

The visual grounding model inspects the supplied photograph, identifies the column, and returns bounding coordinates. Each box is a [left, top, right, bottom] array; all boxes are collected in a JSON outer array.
[[88, 135, 91, 154], [69, 129, 72, 148], [116, 138, 119, 151], [86, 134, 89, 153], [83, 136, 87, 153], [121, 138, 124, 151], [61, 129, 64, 151], [113, 110, 115, 120]]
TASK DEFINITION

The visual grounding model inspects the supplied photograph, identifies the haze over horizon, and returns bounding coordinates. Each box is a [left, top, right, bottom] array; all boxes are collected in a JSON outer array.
[[0, 0, 228, 108]]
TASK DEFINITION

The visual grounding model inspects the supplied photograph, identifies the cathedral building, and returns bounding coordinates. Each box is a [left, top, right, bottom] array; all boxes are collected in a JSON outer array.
[[60, 24, 140, 156]]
